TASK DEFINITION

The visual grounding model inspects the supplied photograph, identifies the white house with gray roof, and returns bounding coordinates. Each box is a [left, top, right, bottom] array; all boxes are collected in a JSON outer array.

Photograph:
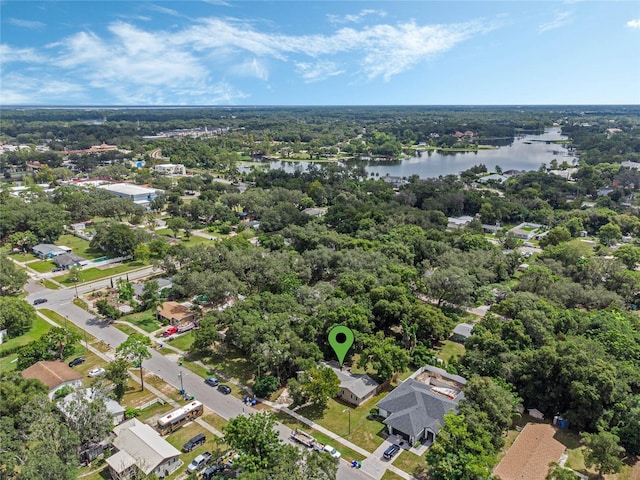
[[322, 362, 379, 406], [106, 418, 181, 480], [376, 367, 465, 446]]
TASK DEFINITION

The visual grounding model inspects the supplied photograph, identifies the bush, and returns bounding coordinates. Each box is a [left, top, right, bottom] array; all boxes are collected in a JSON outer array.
[[54, 385, 74, 399], [124, 407, 139, 419], [253, 376, 280, 399]]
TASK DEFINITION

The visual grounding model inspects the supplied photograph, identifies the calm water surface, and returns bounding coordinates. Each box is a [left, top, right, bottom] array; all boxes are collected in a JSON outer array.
[[269, 128, 574, 179]]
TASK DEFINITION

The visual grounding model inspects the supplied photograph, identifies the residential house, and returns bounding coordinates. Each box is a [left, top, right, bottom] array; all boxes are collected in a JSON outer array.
[[53, 253, 89, 270], [507, 222, 544, 240], [33, 243, 71, 259], [22, 361, 83, 399], [132, 278, 173, 300], [156, 301, 194, 326], [447, 216, 474, 230], [321, 362, 379, 407], [493, 423, 565, 480], [58, 388, 126, 426], [451, 322, 476, 343], [106, 418, 181, 480], [376, 367, 466, 446], [302, 207, 327, 218], [477, 174, 508, 184]]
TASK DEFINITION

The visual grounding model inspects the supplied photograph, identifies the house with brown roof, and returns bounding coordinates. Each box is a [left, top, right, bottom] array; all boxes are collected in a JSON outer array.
[[156, 301, 194, 326], [493, 423, 566, 480], [22, 360, 83, 399]]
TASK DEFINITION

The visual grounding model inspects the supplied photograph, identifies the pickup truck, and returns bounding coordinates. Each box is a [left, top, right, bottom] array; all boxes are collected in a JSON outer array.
[[162, 326, 178, 337], [187, 451, 212, 473]]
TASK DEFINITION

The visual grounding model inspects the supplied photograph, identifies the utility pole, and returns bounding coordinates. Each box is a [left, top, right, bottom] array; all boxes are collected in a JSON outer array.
[[178, 370, 184, 394], [343, 408, 351, 436]]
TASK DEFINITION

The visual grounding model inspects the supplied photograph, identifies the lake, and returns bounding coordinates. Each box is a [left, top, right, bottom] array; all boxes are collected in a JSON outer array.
[[263, 128, 574, 179]]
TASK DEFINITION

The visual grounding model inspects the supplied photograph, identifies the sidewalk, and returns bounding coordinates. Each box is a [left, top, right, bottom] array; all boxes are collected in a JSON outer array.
[[35, 310, 224, 440]]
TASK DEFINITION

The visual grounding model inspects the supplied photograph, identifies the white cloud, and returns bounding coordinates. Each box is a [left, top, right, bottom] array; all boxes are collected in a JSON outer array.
[[295, 61, 345, 82], [627, 19, 640, 29], [148, 4, 182, 17], [8, 18, 46, 30], [229, 58, 269, 80], [0, 44, 45, 63], [0, 72, 88, 104], [1, 14, 496, 103], [538, 11, 573, 33], [327, 9, 387, 25]]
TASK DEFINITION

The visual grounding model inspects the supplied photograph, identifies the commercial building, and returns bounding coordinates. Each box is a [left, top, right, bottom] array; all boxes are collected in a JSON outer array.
[[154, 164, 186, 175], [97, 183, 163, 207]]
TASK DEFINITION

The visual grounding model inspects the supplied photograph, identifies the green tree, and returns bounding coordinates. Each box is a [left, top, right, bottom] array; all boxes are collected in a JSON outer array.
[[105, 357, 130, 402], [117, 278, 134, 302], [224, 412, 282, 473], [116, 334, 151, 391], [253, 376, 280, 399], [0, 256, 28, 296], [6, 230, 39, 252], [133, 243, 151, 263], [597, 222, 622, 246], [613, 244, 640, 269], [299, 366, 340, 409], [546, 463, 579, 480], [90, 222, 138, 257], [582, 430, 624, 478], [0, 297, 36, 337], [357, 332, 410, 381], [422, 266, 476, 308], [166, 217, 190, 238], [62, 388, 113, 445]]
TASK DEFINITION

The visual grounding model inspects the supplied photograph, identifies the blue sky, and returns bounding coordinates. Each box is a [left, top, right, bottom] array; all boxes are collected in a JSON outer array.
[[1, 1, 639, 105]]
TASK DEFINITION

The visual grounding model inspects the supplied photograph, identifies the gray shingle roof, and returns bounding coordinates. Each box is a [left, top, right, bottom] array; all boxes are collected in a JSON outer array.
[[377, 379, 462, 438], [321, 362, 379, 398], [53, 253, 86, 267], [452, 322, 475, 338]]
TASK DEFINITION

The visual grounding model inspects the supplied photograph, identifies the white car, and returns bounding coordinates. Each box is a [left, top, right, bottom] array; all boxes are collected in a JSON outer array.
[[88, 368, 105, 377], [323, 445, 341, 459]]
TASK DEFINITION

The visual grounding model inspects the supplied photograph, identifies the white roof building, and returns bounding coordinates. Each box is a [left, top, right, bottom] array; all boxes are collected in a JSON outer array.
[[97, 183, 162, 206], [154, 164, 186, 175], [107, 418, 181, 479]]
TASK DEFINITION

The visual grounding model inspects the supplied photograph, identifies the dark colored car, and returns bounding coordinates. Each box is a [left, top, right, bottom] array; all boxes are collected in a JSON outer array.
[[217, 384, 231, 395], [182, 433, 206, 452], [383, 444, 400, 460], [202, 464, 225, 480], [204, 377, 219, 387], [33, 298, 48, 305], [68, 357, 85, 367]]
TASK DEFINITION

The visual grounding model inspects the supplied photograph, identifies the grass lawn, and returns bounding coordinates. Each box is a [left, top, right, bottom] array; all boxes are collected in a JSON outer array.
[[0, 353, 19, 373], [393, 450, 426, 477], [381, 471, 406, 480], [40, 278, 61, 289], [38, 309, 105, 352], [274, 411, 365, 463], [121, 309, 163, 333], [164, 423, 223, 479], [434, 340, 465, 363], [55, 261, 146, 284], [55, 234, 103, 259], [180, 235, 212, 246], [113, 323, 138, 336], [202, 411, 228, 432], [122, 378, 160, 408], [134, 401, 173, 423], [293, 393, 391, 452], [29, 260, 57, 273], [198, 345, 256, 387], [168, 331, 194, 351], [9, 252, 37, 262], [0, 315, 52, 356]]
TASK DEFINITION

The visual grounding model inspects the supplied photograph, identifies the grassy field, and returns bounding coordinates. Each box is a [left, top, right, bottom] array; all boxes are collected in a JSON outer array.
[[55, 234, 103, 259], [29, 260, 57, 273], [55, 261, 146, 284], [293, 393, 391, 452], [393, 450, 426, 477], [381, 470, 406, 480], [9, 252, 38, 262], [274, 411, 366, 462], [113, 322, 138, 336], [121, 309, 163, 333], [168, 331, 194, 351], [40, 278, 61, 289], [0, 315, 52, 356], [197, 345, 256, 387], [434, 340, 465, 363]]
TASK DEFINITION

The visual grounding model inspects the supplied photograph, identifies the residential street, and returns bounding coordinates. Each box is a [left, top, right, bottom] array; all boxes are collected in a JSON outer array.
[[25, 279, 380, 480]]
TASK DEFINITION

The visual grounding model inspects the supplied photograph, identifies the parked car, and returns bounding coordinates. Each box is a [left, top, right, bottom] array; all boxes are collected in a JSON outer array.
[[202, 464, 225, 480], [204, 377, 219, 387], [217, 384, 231, 395], [323, 445, 341, 459], [68, 357, 85, 367], [88, 368, 105, 377], [33, 298, 48, 305], [187, 452, 212, 473], [162, 326, 178, 337], [182, 433, 206, 452], [383, 444, 400, 460]]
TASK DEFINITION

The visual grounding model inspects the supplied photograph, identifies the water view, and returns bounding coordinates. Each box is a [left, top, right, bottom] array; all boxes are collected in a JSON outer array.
[[270, 128, 574, 179]]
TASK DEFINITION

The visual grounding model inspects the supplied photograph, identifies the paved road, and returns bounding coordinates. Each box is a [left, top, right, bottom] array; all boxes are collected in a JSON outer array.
[[27, 280, 373, 480]]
